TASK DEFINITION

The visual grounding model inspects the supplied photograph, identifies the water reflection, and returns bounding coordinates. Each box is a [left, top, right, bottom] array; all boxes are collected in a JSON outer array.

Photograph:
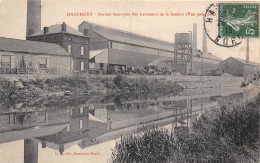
[[0, 90, 251, 163], [37, 106, 107, 154]]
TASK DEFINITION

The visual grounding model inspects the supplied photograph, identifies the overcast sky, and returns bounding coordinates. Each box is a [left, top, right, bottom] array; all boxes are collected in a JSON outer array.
[[0, 0, 259, 63]]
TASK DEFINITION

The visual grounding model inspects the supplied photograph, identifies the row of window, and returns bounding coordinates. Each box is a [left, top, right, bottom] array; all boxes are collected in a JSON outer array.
[[37, 36, 86, 43], [67, 37, 87, 43], [67, 107, 85, 131], [67, 45, 85, 56], [0, 55, 87, 72], [0, 56, 47, 69], [66, 120, 84, 131]]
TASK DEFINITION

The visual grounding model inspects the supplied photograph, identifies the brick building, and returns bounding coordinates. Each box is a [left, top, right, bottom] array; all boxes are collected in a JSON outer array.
[[27, 22, 90, 73], [0, 37, 71, 75]]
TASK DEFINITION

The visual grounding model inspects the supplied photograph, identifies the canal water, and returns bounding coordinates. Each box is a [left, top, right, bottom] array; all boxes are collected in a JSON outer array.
[[0, 88, 257, 163]]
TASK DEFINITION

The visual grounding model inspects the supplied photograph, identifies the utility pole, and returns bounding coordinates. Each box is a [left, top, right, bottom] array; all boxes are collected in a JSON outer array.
[[246, 38, 249, 64], [188, 31, 193, 75]]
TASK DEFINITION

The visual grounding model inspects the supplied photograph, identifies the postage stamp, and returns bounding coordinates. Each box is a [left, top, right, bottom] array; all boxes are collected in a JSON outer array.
[[218, 3, 259, 38], [204, 3, 243, 48]]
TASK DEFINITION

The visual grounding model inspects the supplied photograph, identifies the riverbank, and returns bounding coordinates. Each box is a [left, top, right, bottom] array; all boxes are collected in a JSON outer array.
[[1, 73, 256, 111], [0, 74, 183, 111]]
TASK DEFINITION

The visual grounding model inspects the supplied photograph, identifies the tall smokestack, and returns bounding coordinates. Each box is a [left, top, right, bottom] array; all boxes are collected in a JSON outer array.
[[202, 29, 208, 55], [246, 38, 249, 64], [26, 0, 41, 37], [192, 24, 197, 50]]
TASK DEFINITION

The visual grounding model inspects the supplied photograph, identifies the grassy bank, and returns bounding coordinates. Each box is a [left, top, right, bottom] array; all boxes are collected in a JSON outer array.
[[0, 74, 183, 110], [110, 93, 260, 163]]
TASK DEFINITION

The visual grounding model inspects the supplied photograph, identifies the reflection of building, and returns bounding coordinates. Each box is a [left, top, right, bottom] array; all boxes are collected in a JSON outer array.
[[89, 105, 108, 123], [0, 109, 70, 144], [78, 21, 175, 74], [37, 106, 106, 154], [0, 37, 71, 75], [27, 22, 90, 73], [24, 139, 38, 163], [218, 57, 258, 77]]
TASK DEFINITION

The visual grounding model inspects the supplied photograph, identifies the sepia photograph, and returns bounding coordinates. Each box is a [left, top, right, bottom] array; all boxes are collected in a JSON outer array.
[[0, 0, 259, 162]]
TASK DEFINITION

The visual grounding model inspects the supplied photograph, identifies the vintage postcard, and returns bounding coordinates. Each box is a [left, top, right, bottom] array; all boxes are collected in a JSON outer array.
[[0, 0, 259, 163]]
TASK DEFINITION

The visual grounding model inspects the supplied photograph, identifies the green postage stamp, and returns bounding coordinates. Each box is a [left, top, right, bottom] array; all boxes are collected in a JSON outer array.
[[219, 3, 259, 38]]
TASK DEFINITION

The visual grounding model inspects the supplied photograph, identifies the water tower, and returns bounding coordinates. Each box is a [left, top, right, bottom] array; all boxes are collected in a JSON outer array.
[[174, 33, 192, 63], [173, 33, 192, 74]]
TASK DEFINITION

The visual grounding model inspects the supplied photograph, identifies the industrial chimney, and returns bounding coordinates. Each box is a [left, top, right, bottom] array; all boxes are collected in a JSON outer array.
[[192, 24, 197, 50], [61, 22, 67, 32], [202, 29, 208, 56], [26, 0, 41, 37]]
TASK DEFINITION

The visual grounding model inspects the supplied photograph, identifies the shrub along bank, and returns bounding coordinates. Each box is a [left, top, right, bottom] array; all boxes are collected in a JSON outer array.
[[0, 75, 183, 109], [110, 93, 260, 163]]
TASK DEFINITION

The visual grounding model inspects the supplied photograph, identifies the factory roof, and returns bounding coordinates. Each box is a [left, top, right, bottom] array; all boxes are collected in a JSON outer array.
[[192, 50, 222, 61], [0, 37, 70, 56], [207, 53, 222, 61], [229, 57, 260, 67], [79, 21, 175, 52], [30, 23, 86, 37]]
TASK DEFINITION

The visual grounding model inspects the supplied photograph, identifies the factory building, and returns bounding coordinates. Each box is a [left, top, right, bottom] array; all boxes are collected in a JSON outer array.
[[218, 57, 258, 77], [27, 22, 90, 73], [170, 31, 221, 75], [24, 0, 221, 75], [78, 21, 222, 75], [0, 37, 71, 75], [78, 21, 175, 74], [169, 54, 221, 75]]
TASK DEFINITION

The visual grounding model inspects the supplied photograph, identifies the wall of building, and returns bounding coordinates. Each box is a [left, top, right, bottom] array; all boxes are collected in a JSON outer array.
[[78, 23, 109, 50], [218, 58, 244, 77], [95, 49, 108, 64], [243, 64, 257, 77], [127, 75, 244, 90], [27, 33, 89, 73], [0, 51, 71, 75], [62, 34, 89, 58], [27, 33, 63, 45], [191, 57, 220, 75], [72, 58, 88, 73], [168, 56, 220, 75], [79, 22, 175, 69], [171, 63, 188, 74], [89, 31, 109, 50], [108, 49, 159, 67], [62, 34, 89, 73]]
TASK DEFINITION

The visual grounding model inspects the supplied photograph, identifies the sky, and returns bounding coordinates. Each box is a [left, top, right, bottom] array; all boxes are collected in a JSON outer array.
[[0, 0, 259, 63]]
